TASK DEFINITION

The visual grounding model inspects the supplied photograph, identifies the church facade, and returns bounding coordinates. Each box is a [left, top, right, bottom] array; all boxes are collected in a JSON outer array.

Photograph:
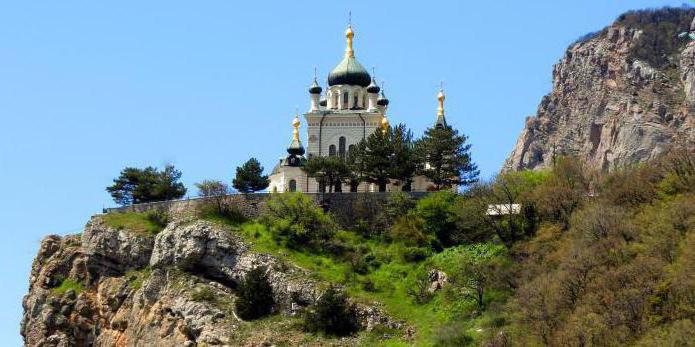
[[268, 24, 449, 193]]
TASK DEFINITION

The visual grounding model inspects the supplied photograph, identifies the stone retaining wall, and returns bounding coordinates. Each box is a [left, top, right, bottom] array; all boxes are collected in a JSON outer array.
[[104, 192, 430, 228]]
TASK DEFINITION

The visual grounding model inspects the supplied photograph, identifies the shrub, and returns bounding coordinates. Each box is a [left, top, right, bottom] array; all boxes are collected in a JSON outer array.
[[433, 322, 474, 346], [304, 286, 360, 336], [235, 267, 275, 320], [534, 157, 590, 229], [262, 192, 337, 250], [412, 191, 461, 247], [390, 215, 429, 247], [407, 270, 435, 304]]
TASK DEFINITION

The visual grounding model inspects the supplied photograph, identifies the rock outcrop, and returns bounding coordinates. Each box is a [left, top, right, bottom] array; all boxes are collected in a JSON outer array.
[[504, 8, 695, 172], [21, 215, 395, 346]]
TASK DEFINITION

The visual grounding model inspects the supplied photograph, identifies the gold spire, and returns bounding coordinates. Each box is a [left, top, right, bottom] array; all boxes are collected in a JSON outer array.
[[437, 85, 446, 117], [345, 24, 355, 58], [292, 114, 300, 141], [381, 114, 389, 134]]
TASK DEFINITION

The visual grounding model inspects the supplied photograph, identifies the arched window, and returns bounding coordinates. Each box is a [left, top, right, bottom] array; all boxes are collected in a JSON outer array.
[[288, 179, 297, 192], [342, 92, 349, 109], [329, 145, 336, 157], [338, 137, 346, 159], [353, 95, 358, 109]]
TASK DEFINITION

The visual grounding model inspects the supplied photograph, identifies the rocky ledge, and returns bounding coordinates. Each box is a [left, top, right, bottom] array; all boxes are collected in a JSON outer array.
[[21, 216, 396, 346]]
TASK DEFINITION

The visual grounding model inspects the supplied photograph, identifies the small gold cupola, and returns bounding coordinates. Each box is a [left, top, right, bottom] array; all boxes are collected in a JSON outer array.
[[381, 114, 390, 134]]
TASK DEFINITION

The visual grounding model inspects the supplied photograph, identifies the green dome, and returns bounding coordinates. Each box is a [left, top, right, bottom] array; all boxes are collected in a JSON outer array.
[[327, 56, 371, 87]]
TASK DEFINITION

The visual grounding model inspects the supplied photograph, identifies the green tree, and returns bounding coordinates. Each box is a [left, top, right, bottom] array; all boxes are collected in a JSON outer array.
[[106, 165, 187, 205], [413, 191, 461, 247], [303, 156, 351, 193], [389, 123, 417, 191], [452, 243, 509, 311], [195, 180, 230, 213], [414, 125, 478, 190], [345, 140, 368, 192], [235, 267, 275, 320], [361, 128, 394, 192], [233, 158, 269, 193]]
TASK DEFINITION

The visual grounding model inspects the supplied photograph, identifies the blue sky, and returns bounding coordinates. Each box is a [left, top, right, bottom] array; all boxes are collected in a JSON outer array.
[[0, 0, 688, 342]]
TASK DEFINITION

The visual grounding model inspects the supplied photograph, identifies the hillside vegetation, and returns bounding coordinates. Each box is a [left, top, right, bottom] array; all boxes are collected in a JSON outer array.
[[193, 147, 695, 346]]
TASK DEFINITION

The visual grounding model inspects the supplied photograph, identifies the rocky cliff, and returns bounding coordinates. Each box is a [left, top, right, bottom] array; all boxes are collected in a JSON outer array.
[[21, 209, 395, 346], [505, 8, 695, 172]]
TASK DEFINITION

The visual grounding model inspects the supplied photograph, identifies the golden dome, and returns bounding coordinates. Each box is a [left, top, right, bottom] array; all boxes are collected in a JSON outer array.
[[345, 25, 354, 39], [381, 115, 389, 134]]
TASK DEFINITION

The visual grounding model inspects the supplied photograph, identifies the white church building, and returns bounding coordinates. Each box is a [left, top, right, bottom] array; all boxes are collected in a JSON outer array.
[[268, 23, 449, 193]]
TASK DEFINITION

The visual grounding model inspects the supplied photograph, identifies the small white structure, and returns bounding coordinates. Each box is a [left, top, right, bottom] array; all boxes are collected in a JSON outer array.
[[486, 204, 522, 216]]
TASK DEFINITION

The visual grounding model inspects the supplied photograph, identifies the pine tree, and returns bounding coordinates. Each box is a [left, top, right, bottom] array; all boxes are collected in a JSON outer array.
[[235, 267, 275, 320], [233, 158, 270, 193], [389, 123, 417, 191], [345, 140, 368, 192], [361, 128, 394, 192], [414, 125, 479, 190], [106, 165, 187, 205]]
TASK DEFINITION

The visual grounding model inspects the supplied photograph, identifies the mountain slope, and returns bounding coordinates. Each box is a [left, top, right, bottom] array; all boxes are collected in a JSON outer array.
[[505, 8, 695, 172]]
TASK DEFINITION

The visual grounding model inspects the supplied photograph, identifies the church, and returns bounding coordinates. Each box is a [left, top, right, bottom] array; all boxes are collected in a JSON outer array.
[[268, 23, 450, 193]]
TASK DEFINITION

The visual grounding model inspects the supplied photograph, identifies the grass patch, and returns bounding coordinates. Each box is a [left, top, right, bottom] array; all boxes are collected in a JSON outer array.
[[125, 267, 152, 290], [52, 278, 84, 296], [102, 211, 167, 236]]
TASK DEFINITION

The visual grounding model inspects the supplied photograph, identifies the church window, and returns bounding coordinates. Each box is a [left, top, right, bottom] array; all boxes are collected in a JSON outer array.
[[329, 145, 336, 156], [338, 137, 346, 159], [353, 95, 358, 109], [342, 92, 349, 108], [288, 179, 297, 192]]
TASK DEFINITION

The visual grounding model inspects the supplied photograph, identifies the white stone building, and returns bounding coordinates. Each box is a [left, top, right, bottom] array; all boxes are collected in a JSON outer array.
[[268, 23, 450, 193]]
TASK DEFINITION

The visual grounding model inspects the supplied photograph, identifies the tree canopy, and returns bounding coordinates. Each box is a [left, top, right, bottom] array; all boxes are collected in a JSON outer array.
[[233, 158, 269, 193], [106, 165, 187, 205], [414, 125, 479, 190]]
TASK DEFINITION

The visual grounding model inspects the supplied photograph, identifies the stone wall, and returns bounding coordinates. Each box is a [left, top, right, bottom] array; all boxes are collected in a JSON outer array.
[[103, 192, 429, 228]]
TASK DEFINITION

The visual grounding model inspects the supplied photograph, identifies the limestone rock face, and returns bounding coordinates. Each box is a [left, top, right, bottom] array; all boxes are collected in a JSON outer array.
[[21, 216, 396, 346], [504, 10, 695, 172]]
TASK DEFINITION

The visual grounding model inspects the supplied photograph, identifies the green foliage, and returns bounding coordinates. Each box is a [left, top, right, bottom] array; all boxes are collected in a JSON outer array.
[[302, 156, 350, 193], [390, 215, 431, 248], [389, 123, 417, 191], [262, 192, 336, 250], [360, 127, 394, 192], [303, 286, 360, 336], [102, 210, 168, 236], [235, 267, 275, 320], [106, 164, 187, 205], [433, 322, 474, 347], [412, 191, 461, 247], [52, 278, 84, 296], [414, 124, 479, 190], [233, 157, 269, 193]]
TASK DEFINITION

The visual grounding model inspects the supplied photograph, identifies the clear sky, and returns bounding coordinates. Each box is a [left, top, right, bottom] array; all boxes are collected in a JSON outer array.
[[1, 0, 689, 342]]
